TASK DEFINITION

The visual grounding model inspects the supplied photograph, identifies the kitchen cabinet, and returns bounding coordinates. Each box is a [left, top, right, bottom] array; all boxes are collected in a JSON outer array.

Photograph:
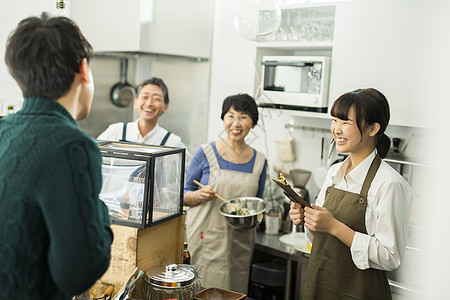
[[329, 0, 442, 128], [71, 0, 215, 58], [251, 231, 310, 300]]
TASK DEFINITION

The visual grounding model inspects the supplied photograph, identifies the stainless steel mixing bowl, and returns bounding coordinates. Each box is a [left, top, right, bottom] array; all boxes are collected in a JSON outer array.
[[218, 197, 267, 230]]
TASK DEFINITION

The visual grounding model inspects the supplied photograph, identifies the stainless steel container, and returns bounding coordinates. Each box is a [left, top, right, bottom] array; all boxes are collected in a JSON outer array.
[[144, 264, 194, 300], [218, 197, 267, 230], [177, 264, 202, 294]]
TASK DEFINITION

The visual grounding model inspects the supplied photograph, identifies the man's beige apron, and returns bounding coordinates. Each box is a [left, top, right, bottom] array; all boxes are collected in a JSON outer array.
[[303, 155, 392, 299], [186, 143, 265, 294]]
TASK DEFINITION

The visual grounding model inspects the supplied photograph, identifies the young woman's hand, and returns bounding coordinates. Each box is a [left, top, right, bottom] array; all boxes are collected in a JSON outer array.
[[304, 204, 355, 247], [289, 202, 305, 225], [304, 204, 337, 234]]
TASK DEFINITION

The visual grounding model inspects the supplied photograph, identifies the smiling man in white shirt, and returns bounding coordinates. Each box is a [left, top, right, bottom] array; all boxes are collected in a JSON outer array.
[[98, 77, 192, 167]]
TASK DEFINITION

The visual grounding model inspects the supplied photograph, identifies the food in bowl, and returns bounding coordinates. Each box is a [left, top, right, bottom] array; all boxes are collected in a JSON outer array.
[[230, 208, 250, 216]]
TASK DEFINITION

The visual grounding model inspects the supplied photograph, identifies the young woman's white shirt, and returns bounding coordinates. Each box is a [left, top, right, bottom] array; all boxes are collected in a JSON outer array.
[[307, 149, 412, 271]]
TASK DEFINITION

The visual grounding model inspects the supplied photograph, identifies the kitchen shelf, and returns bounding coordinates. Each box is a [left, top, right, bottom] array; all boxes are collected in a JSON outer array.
[[279, 2, 337, 10], [256, 41, 333, 50], [94, 51, 209, 62], [258, 106, 331, 120], [388, 279, 423, 299], [384, 154, 432, 168]]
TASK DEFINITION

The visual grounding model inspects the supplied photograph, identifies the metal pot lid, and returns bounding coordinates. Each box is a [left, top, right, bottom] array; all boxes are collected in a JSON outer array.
[[146, 264, 194, 288], [177, 264, 200, 279]]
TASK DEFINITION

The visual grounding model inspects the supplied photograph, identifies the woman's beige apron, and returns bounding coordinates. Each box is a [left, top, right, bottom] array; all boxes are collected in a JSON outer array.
[[303, 155, 392, 300], [186, 143, 265, 294]]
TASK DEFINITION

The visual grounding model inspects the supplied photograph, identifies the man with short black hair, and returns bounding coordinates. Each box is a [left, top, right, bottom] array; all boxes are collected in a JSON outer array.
[[1, 13, 113, 299]]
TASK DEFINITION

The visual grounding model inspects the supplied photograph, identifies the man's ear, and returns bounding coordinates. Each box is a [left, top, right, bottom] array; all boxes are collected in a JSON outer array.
[[133, 96, 139, 110], [369, 123, 381, 137], [163, 103, 169, 113], [78, 58, 91, 83]]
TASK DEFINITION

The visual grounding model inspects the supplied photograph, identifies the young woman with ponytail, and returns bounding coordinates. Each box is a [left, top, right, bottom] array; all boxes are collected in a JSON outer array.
[[290, 88, 412, 299]]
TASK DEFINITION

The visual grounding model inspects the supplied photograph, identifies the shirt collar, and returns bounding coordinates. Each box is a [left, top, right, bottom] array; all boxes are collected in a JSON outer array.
[[332, 149, 377, 188], [132, 119, 160, 139]]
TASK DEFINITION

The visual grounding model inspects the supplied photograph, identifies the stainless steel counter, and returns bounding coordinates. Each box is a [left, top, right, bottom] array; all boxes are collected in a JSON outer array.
[[256, 231, 309, 258], [254, 231, 309, 300]]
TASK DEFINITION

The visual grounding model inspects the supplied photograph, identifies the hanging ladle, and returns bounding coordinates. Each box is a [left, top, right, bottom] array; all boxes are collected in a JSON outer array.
[[193, 180, 249, 215]]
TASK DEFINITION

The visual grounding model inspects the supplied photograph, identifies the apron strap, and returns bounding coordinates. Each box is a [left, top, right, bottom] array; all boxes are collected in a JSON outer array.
[[359, 154, 382, 196], [160, 131, 171, 146], [202, 143, 220, 171], [119, 122, 128, 142]]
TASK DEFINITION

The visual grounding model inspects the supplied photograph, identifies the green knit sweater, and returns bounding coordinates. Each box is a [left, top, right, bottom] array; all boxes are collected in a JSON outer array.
[[0, 97, 113, 299]]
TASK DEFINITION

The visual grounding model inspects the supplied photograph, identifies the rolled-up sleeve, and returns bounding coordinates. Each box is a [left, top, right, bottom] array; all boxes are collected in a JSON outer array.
[[351, 180, 411, 271]]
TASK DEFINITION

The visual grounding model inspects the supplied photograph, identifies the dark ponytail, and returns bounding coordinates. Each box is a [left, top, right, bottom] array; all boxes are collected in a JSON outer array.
[[331, 88, 391, 158], [377, 133, 391, 159]]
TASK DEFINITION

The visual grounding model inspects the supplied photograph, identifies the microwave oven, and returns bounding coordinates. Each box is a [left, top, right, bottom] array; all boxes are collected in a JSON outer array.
[[259, 56, 331, 113]]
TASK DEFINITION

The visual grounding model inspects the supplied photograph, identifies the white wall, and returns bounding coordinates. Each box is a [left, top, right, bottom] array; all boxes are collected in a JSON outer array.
[[0, 1, 71, 113], [207, 0, 257, 142]]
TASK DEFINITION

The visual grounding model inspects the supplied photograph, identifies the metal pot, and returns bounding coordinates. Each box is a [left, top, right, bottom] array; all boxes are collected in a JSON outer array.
[[177, 264, 202, 294], [110, 58, 136, 107], [144, 264, 194, 300]]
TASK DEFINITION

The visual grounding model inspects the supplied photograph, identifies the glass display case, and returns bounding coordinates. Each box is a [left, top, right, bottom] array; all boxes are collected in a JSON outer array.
[[97, 141, 185, 228]]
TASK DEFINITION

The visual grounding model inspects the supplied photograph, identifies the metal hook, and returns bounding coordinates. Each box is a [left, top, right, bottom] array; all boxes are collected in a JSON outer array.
[[328, 138, 335, 159]]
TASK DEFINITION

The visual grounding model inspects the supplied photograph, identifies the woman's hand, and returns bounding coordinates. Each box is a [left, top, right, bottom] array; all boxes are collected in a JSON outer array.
[[289, 202, 305, 225], [304, 204, 337, 234], [184, 185, 216, 206], [304, 204, 355, 248], [195, 185, 216, 202]]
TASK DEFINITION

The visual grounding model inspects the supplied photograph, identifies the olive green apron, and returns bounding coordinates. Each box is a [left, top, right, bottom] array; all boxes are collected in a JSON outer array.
[[186, 143, 265, 294], [303, 155, 391, 300]]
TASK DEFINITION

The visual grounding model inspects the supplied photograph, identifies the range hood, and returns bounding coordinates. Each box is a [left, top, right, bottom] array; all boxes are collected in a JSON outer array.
[[70, 0, 215, 59]]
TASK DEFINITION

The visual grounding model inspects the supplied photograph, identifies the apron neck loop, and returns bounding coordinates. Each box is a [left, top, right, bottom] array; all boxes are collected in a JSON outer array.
[[359, 155, 382, 196]]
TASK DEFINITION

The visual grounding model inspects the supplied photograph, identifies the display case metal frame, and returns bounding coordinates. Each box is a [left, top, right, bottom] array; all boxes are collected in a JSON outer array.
[[98, 140, 185, 228]]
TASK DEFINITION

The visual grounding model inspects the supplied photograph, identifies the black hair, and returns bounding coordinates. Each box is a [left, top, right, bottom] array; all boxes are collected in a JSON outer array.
[[330, 88, 391, 158], [136, 77, 169, 104], [4, 12, 93, 100], [221, 93, 259, 126]]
